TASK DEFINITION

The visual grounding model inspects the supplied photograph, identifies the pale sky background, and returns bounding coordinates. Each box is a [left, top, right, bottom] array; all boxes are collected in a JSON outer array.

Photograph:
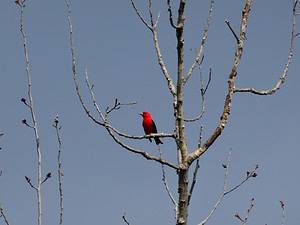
[[0, 0, 299, 225]]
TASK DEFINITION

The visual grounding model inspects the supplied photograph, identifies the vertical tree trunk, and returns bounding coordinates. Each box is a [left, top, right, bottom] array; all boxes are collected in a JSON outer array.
[[177, 168, 189, 225]]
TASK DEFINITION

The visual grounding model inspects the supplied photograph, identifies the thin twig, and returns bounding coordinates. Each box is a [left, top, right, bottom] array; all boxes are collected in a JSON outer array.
[[280, 200, 285, 225], [224, 164, 258, 195], [0, 133, 3, 151], [130, 0, 152, 30], [0, 207, 10, 225], [53, 115, 64, 225], [184, 0, 215, 84], [130, 0, 176, 97], [234, 198, 255, 225], [234, 0, 298, 95], [225, 20, 240, 44], [18, 3, 43, 225], [188, 126, 203, 205], [198, 156, 258, 225], [158, 147, 178, 219], [166, 0, 178, 28], [105, 98, 137, 117], [25, 176, 37, 191], [198, 151, 231, 225], [64, 0, 104, 129], [184, 68, 212, 122], [105, 126, 179, 170], [122, 212, 131, 225]]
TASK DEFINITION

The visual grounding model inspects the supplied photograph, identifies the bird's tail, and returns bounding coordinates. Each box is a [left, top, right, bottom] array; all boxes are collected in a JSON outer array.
[[154, 137, 163, 145]]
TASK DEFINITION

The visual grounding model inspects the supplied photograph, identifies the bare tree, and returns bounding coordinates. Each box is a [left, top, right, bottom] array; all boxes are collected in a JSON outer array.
[[63, 0, 298, 225]]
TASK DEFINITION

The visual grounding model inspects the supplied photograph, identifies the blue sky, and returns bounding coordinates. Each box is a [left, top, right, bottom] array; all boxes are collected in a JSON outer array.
[[0, 0, 299, 225]]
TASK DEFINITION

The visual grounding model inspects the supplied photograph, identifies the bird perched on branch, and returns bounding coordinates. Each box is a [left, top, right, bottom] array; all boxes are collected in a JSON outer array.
[[140, 111, 163, 145]]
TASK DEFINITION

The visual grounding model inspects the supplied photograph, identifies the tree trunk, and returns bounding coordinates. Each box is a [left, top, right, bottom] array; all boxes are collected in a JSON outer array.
[[177, 168, 189, 225]]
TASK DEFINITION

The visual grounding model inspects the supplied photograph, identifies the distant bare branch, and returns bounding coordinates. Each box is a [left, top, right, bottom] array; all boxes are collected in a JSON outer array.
[[184, 68, 212, 122], [234, 0, 298, 95], [184, 0, 214, 84]]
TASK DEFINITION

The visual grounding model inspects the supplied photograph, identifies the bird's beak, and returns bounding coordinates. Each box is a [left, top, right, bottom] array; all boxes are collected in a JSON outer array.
[[139, 112, 143, 117]]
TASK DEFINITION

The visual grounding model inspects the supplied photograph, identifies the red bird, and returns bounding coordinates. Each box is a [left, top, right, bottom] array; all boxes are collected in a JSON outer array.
[[140, 111, 163, 145]]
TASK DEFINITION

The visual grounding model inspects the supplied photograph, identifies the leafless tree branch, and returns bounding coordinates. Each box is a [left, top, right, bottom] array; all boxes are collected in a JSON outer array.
[[64, 0, 105, 130], [122, 212, 131, 225], [105, 98, 137, 117], [234, 0, 298, 95], [224, 164, 258, 195], [158, 147, 178, 219], [225, 20, 240, 44], [25, 176, 37, 191], [188, 0, 253, 165], [280, 200, 286, 225], [234, 198, 255, 225], [184, 68, 212, 122], [0, 133, 4, 151], [184, 0, 214, 84], [166, 0, 178, 29], [198, 151, 231, 225], [199, 154, 258, 225], [130, 0, 152, 30], [188, 126, 203, 205], [18, 3, 43, 225], [0, 207, 10, 225], [53, 115, 64, 225], [130, 0, 177, 97], [105, 126, 179, 169]]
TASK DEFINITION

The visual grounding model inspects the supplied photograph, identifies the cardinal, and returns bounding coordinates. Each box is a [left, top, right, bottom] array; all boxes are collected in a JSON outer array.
[[139, 111, 163, 145]]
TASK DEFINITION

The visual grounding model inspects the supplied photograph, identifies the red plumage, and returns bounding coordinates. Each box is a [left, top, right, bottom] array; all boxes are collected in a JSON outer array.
[[140, 111, 163, 145]]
